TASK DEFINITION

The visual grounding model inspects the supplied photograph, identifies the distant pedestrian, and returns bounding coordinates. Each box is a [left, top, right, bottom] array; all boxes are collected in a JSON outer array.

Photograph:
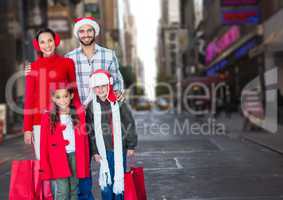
[[224, 84, 232, 118]]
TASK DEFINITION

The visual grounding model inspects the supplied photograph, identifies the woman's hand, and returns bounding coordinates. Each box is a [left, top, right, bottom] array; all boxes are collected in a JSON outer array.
[[93, 154, 102, 163], [127, 149, 135, 157], [24, 63, 31, 75], [24, 131, 33, 144]]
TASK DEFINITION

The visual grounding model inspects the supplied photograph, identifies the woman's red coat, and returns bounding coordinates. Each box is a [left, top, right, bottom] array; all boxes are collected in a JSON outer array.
[[23, 54, 81, 132]]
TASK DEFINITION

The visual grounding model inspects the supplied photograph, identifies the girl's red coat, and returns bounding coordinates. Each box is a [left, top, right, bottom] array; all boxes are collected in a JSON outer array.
[[39, 108, 90, 180]]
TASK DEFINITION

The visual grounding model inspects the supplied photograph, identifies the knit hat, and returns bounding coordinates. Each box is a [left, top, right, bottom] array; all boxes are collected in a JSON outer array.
[[73, 17, 100, 38], [89, 69, 117, 102]]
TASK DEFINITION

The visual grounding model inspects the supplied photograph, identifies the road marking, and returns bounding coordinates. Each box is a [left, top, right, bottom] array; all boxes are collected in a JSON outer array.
[[161, 195, 167, 200], [174, 157, 183, 169], [209, 138, 225, 151], [143, 167, 179, 171], [137, 150, 219, 156]]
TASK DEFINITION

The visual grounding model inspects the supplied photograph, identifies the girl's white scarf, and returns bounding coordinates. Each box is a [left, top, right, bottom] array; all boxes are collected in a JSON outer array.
[[91, 94, 124, 194]]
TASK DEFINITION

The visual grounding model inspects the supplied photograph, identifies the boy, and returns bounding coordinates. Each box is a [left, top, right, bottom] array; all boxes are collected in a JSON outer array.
[[85, 69, 137, 200]]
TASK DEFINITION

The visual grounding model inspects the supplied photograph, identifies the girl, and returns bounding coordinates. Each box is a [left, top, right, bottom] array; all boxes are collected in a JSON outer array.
[[40, 84, 90, 200], [23, 28, 81, 160]]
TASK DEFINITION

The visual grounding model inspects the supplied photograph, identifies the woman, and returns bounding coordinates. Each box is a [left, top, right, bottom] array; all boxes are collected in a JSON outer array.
[[23, 28, 81, 160]]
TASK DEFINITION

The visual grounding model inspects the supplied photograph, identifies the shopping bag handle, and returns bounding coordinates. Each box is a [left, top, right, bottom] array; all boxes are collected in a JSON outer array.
[[127, 154, 137, 169]]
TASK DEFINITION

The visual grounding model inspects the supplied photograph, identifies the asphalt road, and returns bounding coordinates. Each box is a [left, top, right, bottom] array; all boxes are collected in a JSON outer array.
[[1, 110, 283, 199]]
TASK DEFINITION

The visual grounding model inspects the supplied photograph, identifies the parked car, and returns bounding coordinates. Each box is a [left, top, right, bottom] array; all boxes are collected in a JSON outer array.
[[132, 97, 152, 111], [155, 97, 172, 110], [187, 85, 209, 114]]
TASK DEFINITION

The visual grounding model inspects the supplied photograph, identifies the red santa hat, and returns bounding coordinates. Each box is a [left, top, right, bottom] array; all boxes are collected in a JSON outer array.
[[73, 17, 100, 38], [89, 69, 117, 102]]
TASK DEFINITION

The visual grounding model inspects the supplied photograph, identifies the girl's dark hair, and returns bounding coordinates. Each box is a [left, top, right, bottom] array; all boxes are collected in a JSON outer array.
[[50, 88, 79, 133]]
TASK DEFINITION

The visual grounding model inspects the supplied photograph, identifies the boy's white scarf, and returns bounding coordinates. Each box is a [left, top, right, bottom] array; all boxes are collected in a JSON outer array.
[[91, 94, 124, 194]]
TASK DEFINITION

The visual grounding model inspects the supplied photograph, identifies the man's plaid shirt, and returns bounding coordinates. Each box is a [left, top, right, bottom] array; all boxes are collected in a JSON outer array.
[[65, 44, 124, 104]]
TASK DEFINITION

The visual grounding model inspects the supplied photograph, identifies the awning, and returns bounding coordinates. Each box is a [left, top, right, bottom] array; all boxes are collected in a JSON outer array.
[[206, 30, 259, 69]]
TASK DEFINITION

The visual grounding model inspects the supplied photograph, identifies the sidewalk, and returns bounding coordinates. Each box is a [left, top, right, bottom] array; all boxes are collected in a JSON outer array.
[[242, 127, 283, 154], [1, 124, 23, 144], [217, 112, 283, 155]]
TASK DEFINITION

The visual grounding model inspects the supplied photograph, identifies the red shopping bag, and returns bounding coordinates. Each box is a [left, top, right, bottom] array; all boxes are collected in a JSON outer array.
[[42, 180, 53, 200], [9, 160, 53, 200], [33, 161, 53, 200], [124, 170, 138, 200], [9, 160, 37, 200], [131, 167, 147, 200]]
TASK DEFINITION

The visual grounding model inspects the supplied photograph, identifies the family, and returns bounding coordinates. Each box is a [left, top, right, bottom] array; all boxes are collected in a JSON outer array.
[[23, 17, 138, 200]]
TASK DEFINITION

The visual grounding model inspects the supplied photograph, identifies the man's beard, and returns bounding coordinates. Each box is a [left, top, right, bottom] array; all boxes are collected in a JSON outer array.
[[79, 37, 95, 46]]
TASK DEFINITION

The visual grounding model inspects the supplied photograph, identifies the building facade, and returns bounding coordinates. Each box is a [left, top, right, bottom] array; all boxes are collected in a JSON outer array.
[[157, 0, 181, 81]]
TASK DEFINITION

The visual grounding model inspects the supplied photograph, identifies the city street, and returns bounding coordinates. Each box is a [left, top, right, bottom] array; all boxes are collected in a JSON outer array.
[[1, 110, 283, 199], [1, 0, 283, 199]]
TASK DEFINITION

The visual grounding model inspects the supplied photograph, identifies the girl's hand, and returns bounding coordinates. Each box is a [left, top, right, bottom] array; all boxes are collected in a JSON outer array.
[[93, 154, 102, 163], [24, 131, 33, 144], [127, 149, 135, 157]]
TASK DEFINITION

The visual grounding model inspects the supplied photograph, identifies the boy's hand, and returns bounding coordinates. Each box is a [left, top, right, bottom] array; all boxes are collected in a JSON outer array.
[[115, 90, 126, 102], [127, 149, 135, 157], [93, 154, 102, 163], [24, 131, 33, 144]]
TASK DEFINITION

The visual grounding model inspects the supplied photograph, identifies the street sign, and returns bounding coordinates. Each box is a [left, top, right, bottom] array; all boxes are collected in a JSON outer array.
[[221, 7, 261, 25]]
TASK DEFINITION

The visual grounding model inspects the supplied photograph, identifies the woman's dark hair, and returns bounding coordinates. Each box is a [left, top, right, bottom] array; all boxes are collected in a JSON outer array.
[[35, 28, 56, 41], [50, 88, 79, 133], [35, 28, 57, 56]]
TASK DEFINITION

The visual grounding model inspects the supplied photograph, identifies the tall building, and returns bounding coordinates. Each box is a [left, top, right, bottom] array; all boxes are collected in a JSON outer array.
[[117, 0, 142, 90], [83, 0, 119, 50], [0, 0, 48, 134], [100, 0, 119, 49], [179, 0, 198, 76], [123, 0, 138, 68], [157, 0, 181, 80]]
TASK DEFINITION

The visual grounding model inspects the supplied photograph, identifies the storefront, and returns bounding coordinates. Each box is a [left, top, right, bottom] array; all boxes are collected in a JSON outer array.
[[205, 29, 263, 109], [262, 9, 283, 124]]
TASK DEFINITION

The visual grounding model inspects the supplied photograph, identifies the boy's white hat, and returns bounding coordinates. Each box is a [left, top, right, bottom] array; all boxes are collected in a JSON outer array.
[[89, 69, 116, 102]]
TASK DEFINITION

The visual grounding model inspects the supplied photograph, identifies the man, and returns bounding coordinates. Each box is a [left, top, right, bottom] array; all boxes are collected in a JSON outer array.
[[65, 17, 125, 200], [65, 17, 124, 105]]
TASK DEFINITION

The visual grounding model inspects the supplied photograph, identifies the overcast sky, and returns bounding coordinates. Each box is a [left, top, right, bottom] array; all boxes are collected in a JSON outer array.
[[129, 0, 161, 100]]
